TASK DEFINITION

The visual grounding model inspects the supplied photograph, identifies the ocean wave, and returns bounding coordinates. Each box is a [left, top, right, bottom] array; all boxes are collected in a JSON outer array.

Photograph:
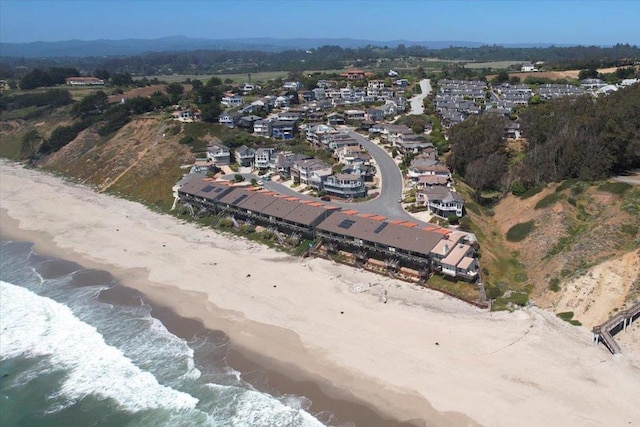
[[205, 383, 324, 427], [0, 280, 199, 413]]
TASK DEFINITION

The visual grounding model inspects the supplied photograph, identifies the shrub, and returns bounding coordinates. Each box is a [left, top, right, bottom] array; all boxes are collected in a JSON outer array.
[[557, 311, 582, 326], [179, 135, 195, 145], [506, 220, 535, 242], [555, 179, 579, 193], [448, 216, 459, 225], [598, 182, 631, 195], [519, 185, 544, 199], [510, 181, 526, 196], [535, 192, 563, 209], [621, 224, 638, 236], [509, 292, 529, 306], [549, 277, 561, 292]]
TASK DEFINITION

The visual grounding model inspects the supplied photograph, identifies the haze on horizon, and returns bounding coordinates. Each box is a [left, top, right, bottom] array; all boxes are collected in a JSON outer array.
[[1, 0, 638, 46]]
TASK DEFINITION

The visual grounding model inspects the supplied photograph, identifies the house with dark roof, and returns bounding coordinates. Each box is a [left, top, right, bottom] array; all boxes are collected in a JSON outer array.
[[253, 119, 272, 138], [323, 173, 367, 199], [315, 212, 445, 272], [255, 147, 277, 171], [219, 112, 241, 128], [275, 152, 311, 180], [292, 158, 332, 186], [235, 145, 256, 167], [271, 120, 297, 140], [177, 177, 480, 284], [206, 143, 231, 166], [417, 186, 465, 218]]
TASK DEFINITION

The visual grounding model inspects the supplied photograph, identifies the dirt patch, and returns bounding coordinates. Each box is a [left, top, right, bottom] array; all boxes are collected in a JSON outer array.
[[107, 84, 192, 104], [0, 120, 25, 135], [487, 66, 638, 82], [492, 182, 640, 311], [552, 249, 640, 327]]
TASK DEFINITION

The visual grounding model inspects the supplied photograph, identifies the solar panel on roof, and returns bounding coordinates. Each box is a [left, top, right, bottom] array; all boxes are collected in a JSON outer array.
[[232, 194, 249, 205], [373, 222, 388, 234], [202, 185, 214, 192], [337, 219, 356, 229]]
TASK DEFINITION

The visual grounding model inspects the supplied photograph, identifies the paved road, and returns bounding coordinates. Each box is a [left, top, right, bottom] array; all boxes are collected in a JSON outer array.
[[613, 170, 640, 185], [408, 79, 432, 115]]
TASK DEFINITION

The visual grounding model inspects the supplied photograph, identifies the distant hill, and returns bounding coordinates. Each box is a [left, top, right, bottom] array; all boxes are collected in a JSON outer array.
[[0, 36, 576, 58]]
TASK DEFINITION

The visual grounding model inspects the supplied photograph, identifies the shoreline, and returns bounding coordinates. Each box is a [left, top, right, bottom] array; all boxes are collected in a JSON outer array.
[[0, 218, 437, 427], [2, 160, 640, 427]]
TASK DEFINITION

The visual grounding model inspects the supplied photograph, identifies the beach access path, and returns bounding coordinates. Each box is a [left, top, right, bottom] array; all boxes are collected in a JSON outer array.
[[2, 160, 640, 427]]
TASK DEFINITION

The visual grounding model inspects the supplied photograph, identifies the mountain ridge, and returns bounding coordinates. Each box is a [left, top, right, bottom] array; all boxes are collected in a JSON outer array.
[[0, 36, 589, 58]]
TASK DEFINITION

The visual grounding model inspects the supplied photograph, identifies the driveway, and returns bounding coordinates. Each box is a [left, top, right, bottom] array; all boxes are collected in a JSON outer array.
[[408, 79, 432, 115]]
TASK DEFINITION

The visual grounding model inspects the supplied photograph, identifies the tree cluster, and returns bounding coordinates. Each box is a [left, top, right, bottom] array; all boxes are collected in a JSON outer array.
[[518, 84, 640, 186], [446, 114, 508, 199], [19, 67, 80, 90], [446, 84, 640, 198], [0, 89, 73, 112]]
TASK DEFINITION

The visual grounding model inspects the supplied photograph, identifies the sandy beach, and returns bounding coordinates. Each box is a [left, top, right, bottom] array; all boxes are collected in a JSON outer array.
[[2, 160, 640, 427]]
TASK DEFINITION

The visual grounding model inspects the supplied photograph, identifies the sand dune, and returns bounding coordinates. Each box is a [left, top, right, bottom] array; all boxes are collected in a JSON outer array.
[[2, 160, 639, 427]]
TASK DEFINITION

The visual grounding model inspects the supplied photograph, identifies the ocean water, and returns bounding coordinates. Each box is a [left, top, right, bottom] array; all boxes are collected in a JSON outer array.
[[0, 240, 334, 427]]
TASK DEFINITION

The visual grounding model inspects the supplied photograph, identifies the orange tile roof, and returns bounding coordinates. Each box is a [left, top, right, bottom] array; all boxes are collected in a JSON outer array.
[[400, 221, 418, 228], [371, 215, 387, 221], [389, 219, 405, 224], [343, 210, 359, 215]]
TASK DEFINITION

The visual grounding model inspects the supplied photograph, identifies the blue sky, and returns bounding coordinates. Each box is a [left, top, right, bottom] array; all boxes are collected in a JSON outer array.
[[1, 0, 638, 45]]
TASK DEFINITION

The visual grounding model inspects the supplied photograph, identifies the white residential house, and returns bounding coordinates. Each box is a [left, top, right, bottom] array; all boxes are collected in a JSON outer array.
[[240, 83, 260, 94], [218, 112, 241, 128], [274, 96, 290, 108], [206, 143, 231, 166], [417, 185, 464, 218], [283, 81, 302, 91], [521, 63, 538, 72], [172, 110, 196, 122], [306, 124, 336, 145], [323, 173, 367, 199], [254, 148, 277, 171], [221, 93, 243, 108]]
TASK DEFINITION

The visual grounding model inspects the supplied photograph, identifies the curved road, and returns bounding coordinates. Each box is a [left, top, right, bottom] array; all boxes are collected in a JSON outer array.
[[409, 79, 432, 115]]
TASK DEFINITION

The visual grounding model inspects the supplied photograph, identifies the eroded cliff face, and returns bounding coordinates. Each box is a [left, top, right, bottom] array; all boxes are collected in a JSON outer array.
[[493, 183, 640, 321], [40, 117, 194, 209]]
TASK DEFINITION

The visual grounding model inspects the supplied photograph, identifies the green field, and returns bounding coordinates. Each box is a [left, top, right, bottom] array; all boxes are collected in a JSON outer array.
[[463, 60, 522, 69]]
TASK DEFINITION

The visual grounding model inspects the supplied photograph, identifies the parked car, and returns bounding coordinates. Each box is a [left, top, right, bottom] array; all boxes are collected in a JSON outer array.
[[320, 196, 331, 201]]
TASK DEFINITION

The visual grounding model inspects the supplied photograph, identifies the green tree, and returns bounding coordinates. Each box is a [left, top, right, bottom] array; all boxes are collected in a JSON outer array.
[[491, 71, 510, 84], [72, 91, 108, 117], [20, 129, 41, 159], [94, 69, 110, 80], [165, 82, 185, 104]]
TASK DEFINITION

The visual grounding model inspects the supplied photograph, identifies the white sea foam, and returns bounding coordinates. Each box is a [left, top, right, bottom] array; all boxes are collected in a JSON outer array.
[[206, 383, 324, 427], [0, 280, 199, 413]]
